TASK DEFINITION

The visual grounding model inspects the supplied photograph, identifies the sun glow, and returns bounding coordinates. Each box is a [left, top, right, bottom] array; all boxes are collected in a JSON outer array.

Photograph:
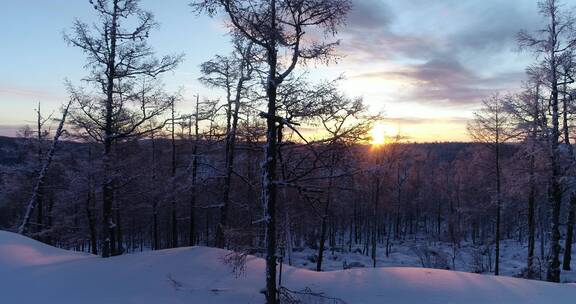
[[370, 123, 398, 145]]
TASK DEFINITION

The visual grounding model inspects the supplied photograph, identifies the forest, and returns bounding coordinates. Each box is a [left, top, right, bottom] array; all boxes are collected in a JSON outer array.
[[2, 0, 576, 303]]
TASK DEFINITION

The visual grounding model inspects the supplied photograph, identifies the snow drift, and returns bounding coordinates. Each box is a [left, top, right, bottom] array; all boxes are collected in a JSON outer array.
[[0, 230, 574, 304]]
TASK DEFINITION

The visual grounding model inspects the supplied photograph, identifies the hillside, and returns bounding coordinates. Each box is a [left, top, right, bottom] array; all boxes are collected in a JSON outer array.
[[0, 231, 574, 304]]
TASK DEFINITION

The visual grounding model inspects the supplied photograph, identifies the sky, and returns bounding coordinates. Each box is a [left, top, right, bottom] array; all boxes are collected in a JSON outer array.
[[0, 0, 570, 142]]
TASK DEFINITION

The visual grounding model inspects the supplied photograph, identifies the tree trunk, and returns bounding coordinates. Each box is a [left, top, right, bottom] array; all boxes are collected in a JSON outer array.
[[263, 2, 279, 300], [87, 145, 98, 255], [170, 98, 178, 248], [116, 200, 123, 254], [563, 196, 575, 270], [527, 144, 536, 274], [547, 172, 562, 282], [546, 66, 562, 283], [217, 65, 246, 248], [545, 8, 563, 282], [35, 102, 44, 235], [86, 196, 98, 255], [316, 215, 328, 271], [316, 155, 336, 272], [284, 208, 293, 266], [495, 139, 501, 276], [562, 74, 574, 272], [189, 95, 200, 246], [18, 100, 72, 235], [372, 175, 381, 268], [101, 0, 119, 258]]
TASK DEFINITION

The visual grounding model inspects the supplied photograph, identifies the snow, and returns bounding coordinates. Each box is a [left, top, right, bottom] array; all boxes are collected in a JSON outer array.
[[0, 231, 92, 268], [287, 238, 576, 283], [1, 231, 575, 304]]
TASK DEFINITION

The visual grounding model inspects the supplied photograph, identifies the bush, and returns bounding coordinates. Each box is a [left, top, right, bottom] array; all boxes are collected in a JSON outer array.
[[411, 245, 449, 270]]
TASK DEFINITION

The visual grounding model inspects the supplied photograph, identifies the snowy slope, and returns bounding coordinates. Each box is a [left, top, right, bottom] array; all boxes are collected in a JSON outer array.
[[0, 231, 574, 304], [0, 230, 92, 268]]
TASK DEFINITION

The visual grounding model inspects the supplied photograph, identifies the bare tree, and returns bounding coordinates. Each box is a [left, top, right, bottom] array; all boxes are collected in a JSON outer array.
[[468, 93, 516, 276], [308, 88, 374, 272], [169, 95, 179, 248], [19, 99, 73, 234], [65, 0, 182, 257], [507, 76, 547, 276], [192, 1, 351, 302], [33, 102, 52, 236], [188, 96, 200, 247], [200, 37, 257, 248]]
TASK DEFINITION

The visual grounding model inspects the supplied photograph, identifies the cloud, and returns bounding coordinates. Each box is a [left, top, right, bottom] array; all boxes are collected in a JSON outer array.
[[346, 0, 393, 30], [340, 29, 441, 63], [446, 2, 540, 55], [338, 0, 538, 107], [0, 83, 65, 101], [343, 0, 539, 61], [352, 58, 523, 106], [385, 116, 470, 125]]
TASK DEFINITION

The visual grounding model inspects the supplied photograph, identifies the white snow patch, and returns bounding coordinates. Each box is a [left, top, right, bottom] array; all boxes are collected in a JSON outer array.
[[0, 231, 574, 304], [0, 231, 92, 268]]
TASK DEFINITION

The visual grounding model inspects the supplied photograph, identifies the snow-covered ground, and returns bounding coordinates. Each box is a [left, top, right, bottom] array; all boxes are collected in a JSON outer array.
[[1, 231, 575, 304], [288, 238, 576, 283]]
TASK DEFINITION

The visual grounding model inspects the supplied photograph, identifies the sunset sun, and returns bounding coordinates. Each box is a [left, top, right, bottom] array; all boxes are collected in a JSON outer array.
[[371, 123, 397, 145]]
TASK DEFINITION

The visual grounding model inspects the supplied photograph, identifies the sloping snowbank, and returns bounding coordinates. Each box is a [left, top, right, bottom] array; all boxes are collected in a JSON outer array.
[[0, 231, 574, 304], [0, 230, 92, 268]]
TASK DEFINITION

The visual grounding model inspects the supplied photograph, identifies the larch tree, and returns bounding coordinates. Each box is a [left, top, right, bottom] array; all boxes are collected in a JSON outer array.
[[191, 1, 351, 302], [65, 0, 182, 257], [303, 83, 374, 272], [271, 76, 375, 271], [19, 99, 74, 235], [468, 93, 516, 276], [506, 75, 547, 276], [33, 102, 52, 236], [199, 36, 257, 248], [184, 95, 217, 246], [187, 95, 200, 247]]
